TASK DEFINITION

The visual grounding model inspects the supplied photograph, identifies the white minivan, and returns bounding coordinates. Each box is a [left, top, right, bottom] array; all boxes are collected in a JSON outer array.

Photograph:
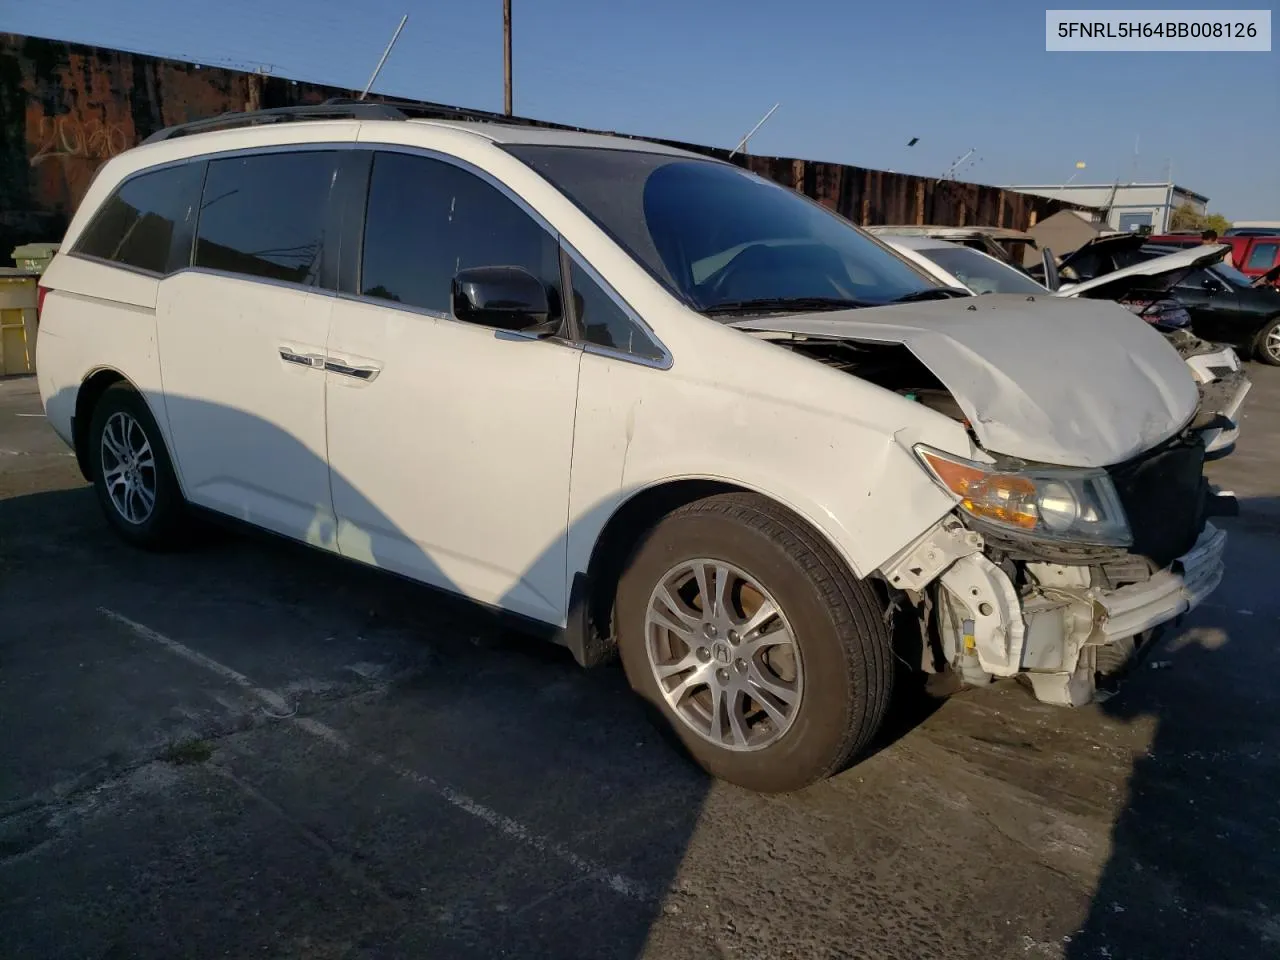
[[36, 102, 1232, 792]]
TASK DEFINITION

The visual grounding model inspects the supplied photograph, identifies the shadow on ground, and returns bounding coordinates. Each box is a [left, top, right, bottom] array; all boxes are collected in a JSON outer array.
[[1066, 503, 1280, 960], [0, 453, 938, 958]]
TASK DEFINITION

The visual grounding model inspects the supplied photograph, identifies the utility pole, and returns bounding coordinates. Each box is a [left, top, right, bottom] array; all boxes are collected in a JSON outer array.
[[503, 0, 513, 116]]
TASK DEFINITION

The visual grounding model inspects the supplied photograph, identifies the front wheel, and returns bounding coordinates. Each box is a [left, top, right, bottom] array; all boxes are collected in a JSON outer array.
[[614, 493, 893, 793], [88, 384, 188, 549], [1253, 316, 1280, 366]]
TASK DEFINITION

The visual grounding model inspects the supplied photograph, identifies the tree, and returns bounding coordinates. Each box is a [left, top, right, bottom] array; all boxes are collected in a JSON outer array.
[[1204, 212, 1232, 235], [1169, 202, 1232, 234]]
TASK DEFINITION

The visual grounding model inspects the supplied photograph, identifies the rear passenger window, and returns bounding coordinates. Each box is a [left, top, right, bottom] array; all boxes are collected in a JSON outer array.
[[361, 151, 561, 319], [74, 163, 203, 274], [570, 261, 664, 361], [194, 151, 337, 286]]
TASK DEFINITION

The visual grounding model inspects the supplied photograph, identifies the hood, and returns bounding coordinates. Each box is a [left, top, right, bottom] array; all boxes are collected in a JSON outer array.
[[732, 295, 1199, 468], [1057, 244, 1230, 299]]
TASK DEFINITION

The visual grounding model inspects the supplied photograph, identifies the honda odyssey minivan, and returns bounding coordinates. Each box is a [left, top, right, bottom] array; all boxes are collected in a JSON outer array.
[[36, 101, 1232, 792]]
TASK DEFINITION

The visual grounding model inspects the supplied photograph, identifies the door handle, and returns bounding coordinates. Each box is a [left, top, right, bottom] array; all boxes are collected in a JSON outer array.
[[279, 347, 326, 369], [323, 359, 381, 382]]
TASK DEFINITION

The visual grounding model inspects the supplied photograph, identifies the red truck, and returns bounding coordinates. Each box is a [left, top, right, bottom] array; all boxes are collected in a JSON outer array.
[[1147, 232, 1280, 288]]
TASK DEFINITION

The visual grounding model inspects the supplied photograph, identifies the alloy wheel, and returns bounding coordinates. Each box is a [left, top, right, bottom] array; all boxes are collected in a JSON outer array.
[[645, 558, 803, 752], [1267, 326, 1280, 363], [100, 411, 157, 525]]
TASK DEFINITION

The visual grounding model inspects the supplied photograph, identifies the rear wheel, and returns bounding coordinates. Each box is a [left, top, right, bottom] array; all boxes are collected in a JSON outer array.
[[1253, 316, 1280, 365], [88, 384, 188, 549], [614, 493, 893, 793]]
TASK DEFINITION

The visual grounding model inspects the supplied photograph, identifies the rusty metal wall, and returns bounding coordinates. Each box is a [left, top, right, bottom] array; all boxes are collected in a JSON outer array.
[[0, 32, 1078, 257]]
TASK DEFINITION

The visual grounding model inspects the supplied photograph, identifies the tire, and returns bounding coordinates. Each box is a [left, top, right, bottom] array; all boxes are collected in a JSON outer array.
[[88, 383, 188, 549], [614, 492, 893, 793], [1253, 316, 1280, 365]]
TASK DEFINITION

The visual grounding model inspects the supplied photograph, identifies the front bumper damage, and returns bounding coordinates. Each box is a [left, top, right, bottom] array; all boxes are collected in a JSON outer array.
[[880, 516, 1228, 706]]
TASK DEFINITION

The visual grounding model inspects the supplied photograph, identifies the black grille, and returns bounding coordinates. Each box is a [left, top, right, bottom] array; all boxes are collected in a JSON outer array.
[[1108, 439, 1208, 568]]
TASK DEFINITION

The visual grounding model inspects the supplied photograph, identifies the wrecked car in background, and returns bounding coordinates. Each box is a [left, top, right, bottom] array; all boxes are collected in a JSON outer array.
[[878, 232, 1251, 459], [865, 224, 1039, 272], [36, 104, 1234, 792], [1025, 232, 1280, 362], [1120, 245, 1280, 364]]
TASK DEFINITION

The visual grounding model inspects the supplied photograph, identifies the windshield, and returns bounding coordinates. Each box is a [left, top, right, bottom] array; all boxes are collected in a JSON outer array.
[[504, 145, 936, 314], [918, 245, 1045, 295], [1211, 260, 1255, 287]]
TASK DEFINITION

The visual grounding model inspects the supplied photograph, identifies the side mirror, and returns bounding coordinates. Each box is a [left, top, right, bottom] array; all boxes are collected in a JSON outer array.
[[1041, 247, 1060, 292], [451, 266, 552, 332]]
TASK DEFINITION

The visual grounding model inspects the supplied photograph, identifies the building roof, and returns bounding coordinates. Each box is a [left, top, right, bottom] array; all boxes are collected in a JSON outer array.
[[1007, 182, 1210, 204]]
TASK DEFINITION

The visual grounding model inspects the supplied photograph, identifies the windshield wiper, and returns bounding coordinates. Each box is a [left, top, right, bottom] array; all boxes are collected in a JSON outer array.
[[701, 296, 871, 316], [888, 287, 971, 303]]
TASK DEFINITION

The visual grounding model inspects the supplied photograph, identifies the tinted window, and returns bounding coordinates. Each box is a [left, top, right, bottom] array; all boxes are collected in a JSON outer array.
[[503, 145, 934, 315], [361, 152, 561, 319], [570, 260, 663, 360], [74, 163, 202, 273], [194, 151, 336, 285], [1246, 243, 1279, 271], [1175, 269, 1215, 290]]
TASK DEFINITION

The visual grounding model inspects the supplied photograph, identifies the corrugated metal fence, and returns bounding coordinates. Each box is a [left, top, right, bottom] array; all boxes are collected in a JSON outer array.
[[0, 32, 1079, 257]]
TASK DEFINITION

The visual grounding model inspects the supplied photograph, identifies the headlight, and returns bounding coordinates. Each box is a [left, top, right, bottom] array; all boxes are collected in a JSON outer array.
[[914, 445, 1131, 546]]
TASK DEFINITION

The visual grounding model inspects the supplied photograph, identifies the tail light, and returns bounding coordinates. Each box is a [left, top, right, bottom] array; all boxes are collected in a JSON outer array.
[[37, 284, 50, 315]]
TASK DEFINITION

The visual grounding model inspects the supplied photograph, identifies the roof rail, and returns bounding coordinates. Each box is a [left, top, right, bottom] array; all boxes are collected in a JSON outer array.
[[141, 98, 407, 144]]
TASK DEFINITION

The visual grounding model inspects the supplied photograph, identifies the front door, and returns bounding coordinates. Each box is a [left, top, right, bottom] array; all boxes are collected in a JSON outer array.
[[157, 149, 342, 548], [325, 150, 581, 624]]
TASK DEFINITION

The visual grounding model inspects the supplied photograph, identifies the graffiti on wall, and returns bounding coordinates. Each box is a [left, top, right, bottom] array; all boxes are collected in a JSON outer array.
[[30, 113, 129, 167], [24, 109, 136, 213]]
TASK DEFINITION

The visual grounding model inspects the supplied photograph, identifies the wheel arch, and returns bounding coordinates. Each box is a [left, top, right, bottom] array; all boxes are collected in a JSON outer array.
[[72, 368, 166, 482], [563, 477, 870, 668], [1253, 312, 1280, 364]]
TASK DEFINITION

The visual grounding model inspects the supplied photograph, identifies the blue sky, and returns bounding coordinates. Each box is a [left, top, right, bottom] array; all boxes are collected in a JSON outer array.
[[3, 0, 1276, 219]]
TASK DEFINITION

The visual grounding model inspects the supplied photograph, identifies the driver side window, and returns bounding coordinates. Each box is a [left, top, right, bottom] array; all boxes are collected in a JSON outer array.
[[360, 151, 562, 323]]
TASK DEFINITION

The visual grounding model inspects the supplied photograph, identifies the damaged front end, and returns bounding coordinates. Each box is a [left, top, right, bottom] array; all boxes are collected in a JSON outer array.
[[734, 296, 1239, 705], [877, 434, 1232, 705]]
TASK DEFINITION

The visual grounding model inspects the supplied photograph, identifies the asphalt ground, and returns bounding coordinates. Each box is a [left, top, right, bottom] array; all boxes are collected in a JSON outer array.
[[1, 368, 1278, 960]]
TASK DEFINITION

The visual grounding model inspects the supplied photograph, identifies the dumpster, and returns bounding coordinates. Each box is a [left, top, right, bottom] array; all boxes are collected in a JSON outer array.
[[0, 269, 40, 376], [11, 243, 60, 275]]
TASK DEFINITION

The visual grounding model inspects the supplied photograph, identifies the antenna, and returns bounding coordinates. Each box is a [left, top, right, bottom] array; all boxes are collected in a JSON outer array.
[[729, 103, 780, 159], [503, 0, 513, 115], [941, 147, 976, 180], [359, 14, 409, 101]]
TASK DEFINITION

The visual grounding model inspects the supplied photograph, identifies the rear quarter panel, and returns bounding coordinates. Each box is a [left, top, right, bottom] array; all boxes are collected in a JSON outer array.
[[36, 256, 166, 459]]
